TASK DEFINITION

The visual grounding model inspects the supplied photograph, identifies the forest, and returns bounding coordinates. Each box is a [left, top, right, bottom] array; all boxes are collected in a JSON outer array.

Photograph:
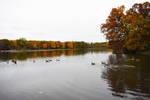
[[101, 2, 150, 54], [0, 38, 108, 50]]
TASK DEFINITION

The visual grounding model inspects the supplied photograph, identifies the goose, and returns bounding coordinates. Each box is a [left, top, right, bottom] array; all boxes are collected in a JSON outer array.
[[45, 60, 49, 62], [33, 60, 35, 63], [91, 62, 95, 65], [12, 60, 17, 64], [56, 59, 60, 61]]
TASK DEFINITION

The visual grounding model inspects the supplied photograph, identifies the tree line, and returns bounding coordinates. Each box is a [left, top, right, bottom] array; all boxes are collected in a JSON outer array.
[[0, 38, 107, 50], [101, 2, 150, 53]]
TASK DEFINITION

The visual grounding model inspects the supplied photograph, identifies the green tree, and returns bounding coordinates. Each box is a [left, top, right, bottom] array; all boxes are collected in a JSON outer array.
[[16, 38, 27, 49]]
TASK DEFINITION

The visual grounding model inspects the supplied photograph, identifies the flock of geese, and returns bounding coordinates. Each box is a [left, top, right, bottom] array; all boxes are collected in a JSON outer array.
[[11, 59, 61, 64], [10, 59, 96, 65], [45, 59, 60, 63]]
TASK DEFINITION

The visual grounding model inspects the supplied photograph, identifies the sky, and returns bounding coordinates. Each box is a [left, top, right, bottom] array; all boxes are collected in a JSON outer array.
[[0, 0, 148, 42]]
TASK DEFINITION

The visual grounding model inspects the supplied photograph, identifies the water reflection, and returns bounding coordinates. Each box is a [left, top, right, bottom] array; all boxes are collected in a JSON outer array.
[[0, 49, 103, 62], [0, 50, 150, 100], [101, 54, 150, 100]]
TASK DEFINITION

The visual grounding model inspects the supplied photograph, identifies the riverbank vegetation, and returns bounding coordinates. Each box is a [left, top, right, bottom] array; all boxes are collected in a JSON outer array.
[[101, 2, 150, 54], [0, 38, 108, 50]]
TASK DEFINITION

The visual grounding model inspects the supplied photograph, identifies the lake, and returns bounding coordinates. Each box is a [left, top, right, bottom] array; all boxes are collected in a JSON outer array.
[[0, 50, 150, 100]]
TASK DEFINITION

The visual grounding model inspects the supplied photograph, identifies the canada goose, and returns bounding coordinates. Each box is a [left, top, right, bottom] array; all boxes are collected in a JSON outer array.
[[12, 60, 17, 64], [45, 60, 49, 62], [91, 62, 95, 65], [56, 59, 60, 61], [101, 62, 105, 64]]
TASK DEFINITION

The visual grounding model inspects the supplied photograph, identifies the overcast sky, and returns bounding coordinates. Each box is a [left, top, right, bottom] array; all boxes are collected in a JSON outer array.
[[0, 0, 148, 42]]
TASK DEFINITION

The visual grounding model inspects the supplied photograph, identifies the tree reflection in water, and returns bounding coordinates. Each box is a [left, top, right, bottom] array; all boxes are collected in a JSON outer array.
[[101, 54, 150, 100], [0, 49, 102, 62]]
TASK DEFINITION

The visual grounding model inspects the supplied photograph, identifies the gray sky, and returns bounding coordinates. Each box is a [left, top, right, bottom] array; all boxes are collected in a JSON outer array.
[[0, 0, 148, 42]]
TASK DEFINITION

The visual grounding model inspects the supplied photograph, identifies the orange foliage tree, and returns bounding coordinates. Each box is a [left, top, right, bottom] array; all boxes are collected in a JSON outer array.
[[43, 43, 48, 49], [101, 2, 150, 53], [101, 5, 125, 53], [66, 42, 73, 49], [61, 42, 66, 49], [0, 39, 106, 50], [50, 41, 56, 49], [122, 2, 150, 52]]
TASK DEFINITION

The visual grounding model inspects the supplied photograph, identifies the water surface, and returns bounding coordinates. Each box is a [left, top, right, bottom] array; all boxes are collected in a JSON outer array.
[[0, 50, 150, 100]]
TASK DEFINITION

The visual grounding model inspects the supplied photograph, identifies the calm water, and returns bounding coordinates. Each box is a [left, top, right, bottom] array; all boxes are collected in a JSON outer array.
[[0, 50, 150, 100]]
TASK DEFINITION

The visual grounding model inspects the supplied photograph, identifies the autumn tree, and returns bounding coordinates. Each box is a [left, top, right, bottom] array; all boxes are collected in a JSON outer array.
[[66, 42, 73, 49], [0, 39, 103, 50], [73, 41, 88, 49], [43, 43, 48, 49], [101, 5, 125, 53], [0, 39, 11, 50], [55, 41, 61, 49], [123, 2, 150, 52], [61, 42, 66, 49], [32, 43, 38, 49], [10, 40, 17, 49], [101, 2, 150, 53], [50, 41, 56, 49]]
